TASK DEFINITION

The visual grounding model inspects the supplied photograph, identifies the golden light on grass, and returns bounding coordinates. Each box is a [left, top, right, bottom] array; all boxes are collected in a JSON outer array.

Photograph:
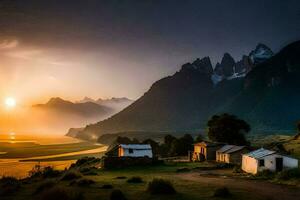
[[5, 97, 16, 108]]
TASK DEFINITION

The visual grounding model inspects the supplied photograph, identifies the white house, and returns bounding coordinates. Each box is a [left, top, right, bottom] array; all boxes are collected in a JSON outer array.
[[106, 144, 153, 158], [242, 148, 298, 174]]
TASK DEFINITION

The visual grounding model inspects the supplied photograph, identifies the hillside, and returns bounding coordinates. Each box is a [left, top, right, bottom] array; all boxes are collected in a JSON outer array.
[[71, 41, 300, 140]]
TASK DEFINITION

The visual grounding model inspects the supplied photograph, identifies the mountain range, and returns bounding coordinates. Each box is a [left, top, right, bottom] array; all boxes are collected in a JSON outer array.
[[27, 97, 132, 134], [68, 41, 300, 140], [76, 97, 133, 111]]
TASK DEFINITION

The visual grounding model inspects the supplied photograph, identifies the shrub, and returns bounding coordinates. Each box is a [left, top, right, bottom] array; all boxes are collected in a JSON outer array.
[[0, 176, 21, 196], [110, 189, 127, 200], [127, 176, 143, 183], [42, 166, 61, 178], [39, 186, 84, 200], [75, 157, 100, 166], [176, 167, 190, 173], [213, 187, 231, 198], [70, 178, 95, 187], [115, 176, 127, 179], [147, 178, 176, 195], [79, 167, 98, 175], [61, 171, 82, 181], [277, 168, 300, 180], [232, 165, 242, 173], [101, 184, 113, 189], [29, 165, 61, 178], [34, 180, 56, 194], [255, 169, 275, 179]]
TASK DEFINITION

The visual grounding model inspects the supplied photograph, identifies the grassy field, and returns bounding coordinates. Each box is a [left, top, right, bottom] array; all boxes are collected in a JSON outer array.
[[3, 162, 299, 200], [0, 140, 106, 178], [0, 142, 101, 158]]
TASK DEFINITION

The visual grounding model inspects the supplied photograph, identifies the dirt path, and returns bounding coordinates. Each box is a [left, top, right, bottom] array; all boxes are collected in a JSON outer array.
[[175, 172, 300, 200]]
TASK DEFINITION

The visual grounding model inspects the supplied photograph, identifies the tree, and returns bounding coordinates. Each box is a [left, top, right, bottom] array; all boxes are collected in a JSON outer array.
[[207, 113, 250, 145], [194, 135, 203, 143], [164, 135, 176, 147], [168, 134, 194, 156]]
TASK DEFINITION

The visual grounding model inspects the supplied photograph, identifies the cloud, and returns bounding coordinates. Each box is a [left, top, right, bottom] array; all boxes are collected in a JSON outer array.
[[0, 39, 19, 49]]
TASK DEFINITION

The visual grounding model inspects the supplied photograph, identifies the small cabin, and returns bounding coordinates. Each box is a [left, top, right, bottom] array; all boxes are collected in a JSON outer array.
[[242, 148, 299, 174], [216, 145, 249, 165], [192, 141, 224, 161], [105, 144, 153, 158]]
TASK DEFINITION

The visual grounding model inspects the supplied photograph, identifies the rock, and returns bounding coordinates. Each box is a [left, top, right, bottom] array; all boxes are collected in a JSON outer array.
[[249, 43, 274, 65]]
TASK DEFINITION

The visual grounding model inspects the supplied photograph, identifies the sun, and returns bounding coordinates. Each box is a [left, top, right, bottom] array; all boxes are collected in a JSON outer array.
[[5, 97, 16, 108]]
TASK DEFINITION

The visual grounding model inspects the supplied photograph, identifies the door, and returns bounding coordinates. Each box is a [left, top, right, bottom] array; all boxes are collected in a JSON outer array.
[[276, 157, 283, 171]]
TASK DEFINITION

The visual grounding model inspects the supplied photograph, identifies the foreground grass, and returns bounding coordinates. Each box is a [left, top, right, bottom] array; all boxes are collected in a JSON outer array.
[[1, 162, 282, 200]]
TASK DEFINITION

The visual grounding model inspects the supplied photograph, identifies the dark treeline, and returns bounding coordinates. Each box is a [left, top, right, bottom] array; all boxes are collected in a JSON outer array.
[[112, 134, 203, 157]]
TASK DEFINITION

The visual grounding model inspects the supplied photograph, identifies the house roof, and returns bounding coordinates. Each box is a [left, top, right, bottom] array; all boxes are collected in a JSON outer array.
[[119, 144, 152, 150], [226, 146, 246, 154], [217, 145, 235, 153], [217, 145, 246, 154], [244, 148, 276, 159]]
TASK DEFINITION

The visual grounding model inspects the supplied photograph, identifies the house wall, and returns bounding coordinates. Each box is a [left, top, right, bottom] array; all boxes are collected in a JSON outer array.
[[193, 145, 206, 161], [283, 156, 298, 168], [229, 149, 249, 164], [121, 148, 153, 158], [216, 152, 229, 163], [242, 154, 299, 174], [259, 154, 298, 172], [242, 155, 258, 174], [206, 146, 220, 160]]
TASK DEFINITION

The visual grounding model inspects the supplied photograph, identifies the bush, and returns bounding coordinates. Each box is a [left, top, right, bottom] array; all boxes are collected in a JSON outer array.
[[255, 169, 275, 179], [39, 186, 84, 200], [176, 167, 191, 173], [0, 176, 21, 196], [101, 184, 113, 189], [147, 178, 176, 195], [110, 189, 127, 200], [232, 165, 242, 173], [79, 167, 98, 176], [127, 176, 143, 183], [42, 166, 61, 178], [213, 187, 231, 198], [74, 157, 100, 167], [34, 180, 56, 194], [61, 171, 82, 181], [70, 178, 95, 187], [115, 176, 127, 179], [277, 168, 300, 180], [29, 165, 61, 178]]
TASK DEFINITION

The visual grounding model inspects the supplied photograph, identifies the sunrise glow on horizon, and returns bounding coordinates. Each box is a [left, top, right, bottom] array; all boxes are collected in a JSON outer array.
[[4, 97, 16, 108]]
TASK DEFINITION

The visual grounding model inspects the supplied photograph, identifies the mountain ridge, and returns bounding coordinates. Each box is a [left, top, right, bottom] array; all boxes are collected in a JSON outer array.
[[68, 41, 300, 140]]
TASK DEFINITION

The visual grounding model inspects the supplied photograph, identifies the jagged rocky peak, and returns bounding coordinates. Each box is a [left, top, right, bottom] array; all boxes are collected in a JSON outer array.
[[214, 62, 223, 76], [181, 56, 213, 75], [235, 55, 253, 74], [220, 53, 235, 77], [249, 43, 274, 65]]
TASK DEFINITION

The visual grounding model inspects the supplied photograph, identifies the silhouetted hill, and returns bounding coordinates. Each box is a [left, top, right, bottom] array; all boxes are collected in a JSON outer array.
[[33, 97, 112, 118], [71, 41, 300, 140]]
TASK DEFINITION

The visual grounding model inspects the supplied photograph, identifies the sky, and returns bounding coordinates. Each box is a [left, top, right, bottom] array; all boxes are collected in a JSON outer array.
[[0, 0, 299, 106]]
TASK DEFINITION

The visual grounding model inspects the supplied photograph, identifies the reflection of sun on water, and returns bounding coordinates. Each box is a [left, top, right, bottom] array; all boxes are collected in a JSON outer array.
[[9, 132, 16, 143]]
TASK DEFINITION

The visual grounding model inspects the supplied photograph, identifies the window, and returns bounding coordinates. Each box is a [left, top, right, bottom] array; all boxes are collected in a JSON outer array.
[[128, 148, 133, 154], [259, 159, 265, 167]]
